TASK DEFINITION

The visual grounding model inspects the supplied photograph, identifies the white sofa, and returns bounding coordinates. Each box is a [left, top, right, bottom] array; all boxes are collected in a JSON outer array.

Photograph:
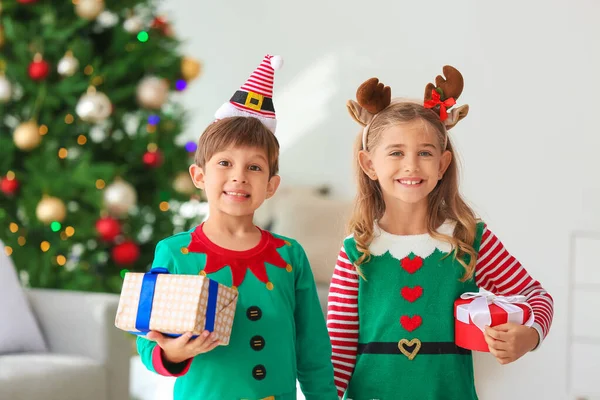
[[0, 288, 131, 400]]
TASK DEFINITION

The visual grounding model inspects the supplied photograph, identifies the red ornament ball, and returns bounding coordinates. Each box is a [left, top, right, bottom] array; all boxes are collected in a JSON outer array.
[[0, 176, 19, 195], [142, 150, 163, 168], [151, 16, 173, 36], [112, 240, 140, 265], [29, 59, 50, 81], [95, 217, 121, 242]]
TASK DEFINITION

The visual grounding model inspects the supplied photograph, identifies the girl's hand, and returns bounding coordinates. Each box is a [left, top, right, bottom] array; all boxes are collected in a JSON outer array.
[[483, 323, 539, 365], [147, 330, 220, 364]]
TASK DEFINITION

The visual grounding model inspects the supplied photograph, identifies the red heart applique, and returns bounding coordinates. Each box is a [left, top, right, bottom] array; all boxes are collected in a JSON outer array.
[[400, 256, 423, 274], [400, 315, 422, 332], [401, 286, 423, 303]]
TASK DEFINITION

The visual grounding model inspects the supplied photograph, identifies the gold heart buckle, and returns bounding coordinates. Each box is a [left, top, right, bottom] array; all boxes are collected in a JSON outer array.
[[398, 338, 421, 360]]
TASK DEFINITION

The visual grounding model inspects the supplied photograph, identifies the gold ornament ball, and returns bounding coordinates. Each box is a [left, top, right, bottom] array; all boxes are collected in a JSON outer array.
[[173, 172, 196, 195], [75, 0, 105, 20], [57, 51, 79, 77], [14, 121, 42, 151], [136, 76, 169, 110], [181, 57, 202, 81], [103, 179, 137, 217], [76, 89, 112, 123], [0, 75, 12, 103], [36, 196, 67, 224], [123, 16, 144, 33]]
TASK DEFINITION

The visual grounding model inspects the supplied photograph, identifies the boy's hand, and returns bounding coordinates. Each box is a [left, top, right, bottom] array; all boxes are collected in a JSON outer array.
[[484, 323, 539, 365], [147, 330, 220, 364]]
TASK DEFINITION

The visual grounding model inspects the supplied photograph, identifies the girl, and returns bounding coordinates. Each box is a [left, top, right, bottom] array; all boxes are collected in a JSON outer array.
[[327, 66, 554, 400]]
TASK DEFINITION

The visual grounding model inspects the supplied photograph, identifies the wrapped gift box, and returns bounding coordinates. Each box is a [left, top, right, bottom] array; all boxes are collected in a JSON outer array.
[[454, 291, 533, 352], [115, 268, 238, 345]]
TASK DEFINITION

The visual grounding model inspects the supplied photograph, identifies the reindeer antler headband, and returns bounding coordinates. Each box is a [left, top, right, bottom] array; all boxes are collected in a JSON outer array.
[[347, 65, 469, 150]]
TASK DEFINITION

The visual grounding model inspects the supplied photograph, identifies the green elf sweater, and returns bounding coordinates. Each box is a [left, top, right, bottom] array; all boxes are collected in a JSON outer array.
[[137, 224, 338, 400], [330, 221, 483, 400], [328, 220, 553, 400]]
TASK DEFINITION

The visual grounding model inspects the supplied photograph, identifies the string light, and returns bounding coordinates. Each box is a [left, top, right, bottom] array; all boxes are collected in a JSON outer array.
[[137, 31, 149, 42], [58, 148, 68, 159], [9, 223, 18, 233], [18, 236, 26, 246], [5, 246, 12, 256], [185, 141, 197, 152], [147, 143, 158, 152], [77, 135, 87, 145], [146, 124, 156, 133], [51, 221, 62, 232], [39, 125, 48, 135], [175, 80, 187, 91], [92, 76, 103, 86], [96, 179, 105, 189], [56, 255, 66, 266], [159, 201, 169, 211], [65, 226, 75, 237], [148, 115, 160, 125], [60, 232, 68, 240], [65, 114, 74, 124], [84, 65, 94, 75], [40, 241, 50, 252], [6, 171, 15, 180]]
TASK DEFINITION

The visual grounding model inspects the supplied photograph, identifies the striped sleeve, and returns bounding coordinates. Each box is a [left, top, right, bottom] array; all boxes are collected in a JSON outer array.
[[327, 246, 359, 399], [475, 224, 554, 344]]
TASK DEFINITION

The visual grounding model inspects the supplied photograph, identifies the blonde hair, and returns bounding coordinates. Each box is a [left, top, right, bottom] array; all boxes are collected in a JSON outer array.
[[194, 117, 280, 178], [348, 102, 478, 281]]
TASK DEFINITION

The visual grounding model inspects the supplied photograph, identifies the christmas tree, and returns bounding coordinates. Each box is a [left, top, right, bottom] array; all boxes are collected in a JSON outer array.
[[0, 0, 205, 293]]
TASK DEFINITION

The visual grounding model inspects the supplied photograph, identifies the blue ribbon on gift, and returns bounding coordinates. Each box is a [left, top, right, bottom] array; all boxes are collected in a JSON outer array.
[[132, 268, 219, 336]]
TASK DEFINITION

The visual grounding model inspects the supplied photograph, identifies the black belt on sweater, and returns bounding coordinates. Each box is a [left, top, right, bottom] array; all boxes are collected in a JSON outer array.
[[358, 341, 471, 355]]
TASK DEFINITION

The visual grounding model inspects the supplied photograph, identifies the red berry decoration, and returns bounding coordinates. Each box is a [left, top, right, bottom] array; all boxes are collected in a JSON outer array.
[[112, 240, 140, 265], [95, 217, 121, 242], [28, 54, 50, 81], [143, 150, 163, 168], [0, 176, 19, 196]]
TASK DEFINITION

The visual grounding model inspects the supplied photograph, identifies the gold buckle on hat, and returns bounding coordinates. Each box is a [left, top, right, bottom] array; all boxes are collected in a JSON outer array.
[[245, 91, 264, 111]]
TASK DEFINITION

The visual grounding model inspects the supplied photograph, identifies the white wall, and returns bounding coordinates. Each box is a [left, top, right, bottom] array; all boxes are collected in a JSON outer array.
[[162, 0, 600, 398]]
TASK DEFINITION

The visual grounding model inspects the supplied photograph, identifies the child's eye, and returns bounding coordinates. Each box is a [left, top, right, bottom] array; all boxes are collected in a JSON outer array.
[[218, 160, 231, 167], [419, 151, 433, 157], [248, 165, 262, 172], [390, 151, 403, 157]]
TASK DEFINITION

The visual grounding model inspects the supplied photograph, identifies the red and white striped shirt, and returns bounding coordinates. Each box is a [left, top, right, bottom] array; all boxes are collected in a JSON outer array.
[[326, 224, 554, 398]]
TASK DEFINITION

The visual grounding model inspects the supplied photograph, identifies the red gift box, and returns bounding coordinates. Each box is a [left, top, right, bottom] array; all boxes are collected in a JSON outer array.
[[454, 291, 533, 352]]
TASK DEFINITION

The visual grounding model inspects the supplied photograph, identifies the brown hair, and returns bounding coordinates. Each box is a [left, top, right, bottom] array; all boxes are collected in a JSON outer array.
[[194, 117, 280, 178], [349, 101, 478, 281]]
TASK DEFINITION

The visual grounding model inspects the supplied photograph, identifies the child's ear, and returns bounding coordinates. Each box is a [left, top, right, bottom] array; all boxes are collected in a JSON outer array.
[[438, 150, 453, 179], [189, 164, 206, 189], [358, 150, 377, 180], [266, 175, 281, 199]]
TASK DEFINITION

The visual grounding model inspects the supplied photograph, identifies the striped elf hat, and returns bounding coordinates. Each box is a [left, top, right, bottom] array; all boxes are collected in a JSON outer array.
[[214, 54, 283, 133]]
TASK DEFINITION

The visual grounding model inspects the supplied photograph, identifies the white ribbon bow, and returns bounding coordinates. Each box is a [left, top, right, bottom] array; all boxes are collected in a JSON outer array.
[[457, 291, 534, 332]]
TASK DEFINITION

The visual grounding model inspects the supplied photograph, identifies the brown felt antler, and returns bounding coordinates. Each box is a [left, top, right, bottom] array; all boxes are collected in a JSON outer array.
[[357, 78, 391, 114], [424, 66, 469, 129], [347, 78, 391, 127], [424, 65, 464, 102]]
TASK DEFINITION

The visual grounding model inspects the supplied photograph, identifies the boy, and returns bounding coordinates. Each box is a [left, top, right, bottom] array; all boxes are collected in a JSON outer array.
[[136, 54, 338, 400]]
